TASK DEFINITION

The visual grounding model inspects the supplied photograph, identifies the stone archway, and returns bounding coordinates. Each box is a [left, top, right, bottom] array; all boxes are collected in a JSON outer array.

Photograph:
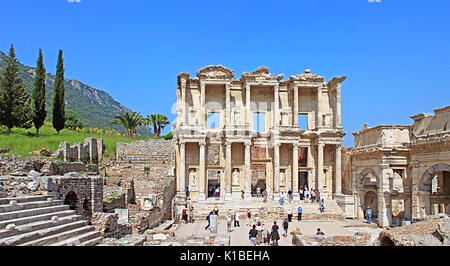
[[364, 190, 378, 218], [64, 191, 78, 210], [417, 163, 450, 216], [419, 163, 450, 192]]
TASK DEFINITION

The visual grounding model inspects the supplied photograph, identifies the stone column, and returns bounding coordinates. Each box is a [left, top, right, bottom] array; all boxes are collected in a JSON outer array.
[[378, 164, 392, 227], [246, 84, 251, 128], [274, 83, 280, 128], [198, 142, 206, 201], [317, 142, 324, 191], [225, 143, 232, 201], [334, 144, 342, 196], [336, 84, 342, 128], [244, 144, 252, 201], [179, 143, 186, 198], [226, 83, 231, 128], [293, 84, 299, 127], [316, 87, 323, 127], [292, 144, 300, 202], [200, 81, 206, 127], [273, 143, 280, 201], [180, 77, 187, 126]]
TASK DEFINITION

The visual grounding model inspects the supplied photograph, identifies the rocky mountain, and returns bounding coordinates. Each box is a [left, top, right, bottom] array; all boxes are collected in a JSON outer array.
[[0, 51, 151, 135]]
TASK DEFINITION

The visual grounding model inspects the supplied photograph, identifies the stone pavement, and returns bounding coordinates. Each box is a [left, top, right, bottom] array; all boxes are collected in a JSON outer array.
[[174, 218, 382, 246]]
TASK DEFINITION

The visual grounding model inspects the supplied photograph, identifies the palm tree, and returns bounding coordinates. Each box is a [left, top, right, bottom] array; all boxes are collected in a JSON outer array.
[[110, 112, 145, 138], [146, 113, 170, 137]]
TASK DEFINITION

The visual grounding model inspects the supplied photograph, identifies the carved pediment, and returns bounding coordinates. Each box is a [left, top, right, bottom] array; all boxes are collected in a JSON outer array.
[[241, 66, 284, 81], [293, 69, 325, 83], [196, 65, 235, 79]]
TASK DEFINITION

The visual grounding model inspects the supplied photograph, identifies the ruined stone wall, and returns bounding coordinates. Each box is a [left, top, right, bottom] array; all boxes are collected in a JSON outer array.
[[53, 138, 104, 164]]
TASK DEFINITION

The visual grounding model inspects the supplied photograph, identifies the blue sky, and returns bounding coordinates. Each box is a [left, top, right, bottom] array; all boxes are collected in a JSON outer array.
[[1, 0, 449, 146]]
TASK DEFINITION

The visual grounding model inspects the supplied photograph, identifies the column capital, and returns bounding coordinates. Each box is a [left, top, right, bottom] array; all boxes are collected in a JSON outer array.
[[336, 144, 342, 150], [199, 141, 206, 146], [318, 142, 325, 148]]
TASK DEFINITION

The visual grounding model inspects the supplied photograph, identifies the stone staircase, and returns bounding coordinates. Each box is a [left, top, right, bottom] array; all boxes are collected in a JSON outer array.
[[0, 195, 102, 246], [188, 197, 345, 221]]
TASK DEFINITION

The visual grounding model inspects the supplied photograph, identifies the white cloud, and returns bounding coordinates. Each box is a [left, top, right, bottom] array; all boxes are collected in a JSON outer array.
[[67, 0, 81, 3]]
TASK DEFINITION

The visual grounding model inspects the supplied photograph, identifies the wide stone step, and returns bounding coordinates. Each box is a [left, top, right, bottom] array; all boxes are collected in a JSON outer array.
[[0, 200, 64, 213], [0, 195, 53, 205], [0, 220, 88, 246], [50, 230, 101, 246], [0, 205, 70, 222], [0, 210, 76, 229], [20, 225, 95, 246], [0, 215, 82, 239]]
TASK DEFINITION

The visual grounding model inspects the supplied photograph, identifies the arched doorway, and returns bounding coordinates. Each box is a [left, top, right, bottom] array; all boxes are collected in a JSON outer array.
[[418, 163, 450, 216], [64, 191, 78, 210], [364, 190, 378, 218]]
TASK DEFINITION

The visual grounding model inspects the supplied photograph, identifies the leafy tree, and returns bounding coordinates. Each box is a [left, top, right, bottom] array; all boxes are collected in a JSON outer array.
[[146, 113, 170, 137], [52, 50, 65, 134], [64, 109, 83, 130], [0, 44, 32, 133], [32, 49, 47, 136], [110, 112, 145, 138]]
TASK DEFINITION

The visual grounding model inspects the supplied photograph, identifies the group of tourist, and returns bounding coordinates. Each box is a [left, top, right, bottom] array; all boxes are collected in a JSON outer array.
[[208, 185, 220, 198], [181, 206, 194, 223], [298, 186, 322, 203]]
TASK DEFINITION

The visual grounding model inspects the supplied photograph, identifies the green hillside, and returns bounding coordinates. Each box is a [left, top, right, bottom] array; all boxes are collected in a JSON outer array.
[[0, 50, 152, 136]]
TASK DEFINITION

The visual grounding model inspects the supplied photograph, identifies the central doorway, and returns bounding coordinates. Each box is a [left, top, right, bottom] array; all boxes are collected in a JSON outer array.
[[298, 172, 308, 189], [207, 170, 221, 198]]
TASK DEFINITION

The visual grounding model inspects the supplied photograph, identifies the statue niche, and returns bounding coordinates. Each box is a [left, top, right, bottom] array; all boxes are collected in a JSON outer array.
[[189, 169, 197, 188]]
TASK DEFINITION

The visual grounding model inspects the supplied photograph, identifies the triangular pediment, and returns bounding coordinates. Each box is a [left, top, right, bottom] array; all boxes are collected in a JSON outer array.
[[196, 65, 235, 79]]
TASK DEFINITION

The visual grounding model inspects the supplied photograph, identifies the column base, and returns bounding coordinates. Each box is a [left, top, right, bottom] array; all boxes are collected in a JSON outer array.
[[225, 192, 232, 201], [198, 192, 206, 202], [244, 192, 252, 201], [293, 193, 300, 203], [273, 193, 280, 202]]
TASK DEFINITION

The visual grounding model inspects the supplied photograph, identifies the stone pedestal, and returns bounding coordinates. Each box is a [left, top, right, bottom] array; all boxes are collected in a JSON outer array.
[[225, 192, 232, 201], [198, 192, 206, 202], [209, 215, 219, 234], [244, 192, 252, 201], [293, 192, 300, 203]]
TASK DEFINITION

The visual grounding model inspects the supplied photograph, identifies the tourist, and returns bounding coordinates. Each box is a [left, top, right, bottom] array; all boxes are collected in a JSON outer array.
[[271, 221, 280, 246], [297, 206, 302, 221], [282, 218, 289, 237], [256, 221, 263, 245], [185, 186, 190, 198], [257, 186, 261, 197], [299, 187, 304, 200], [316, 228, 325, 235], [214, 206, 219, 215], [205, 211, 213, 230], [215, 186, 220, 197], [208, 185, 213, 198], [262, 224, 270, 246], [320, 201, 325, 213], [366, 207, 372, 224], [280, 193, 285, 206], [188, 207, 194, 223], [234, 211, 240, 227], [287, 208, 293, 222], [227, 213, 232, 232], [182, 208, 187, 222], [317, 190, 321, 203], [247, 209, 252, 226], [311, 189, 315, 202], [262, 190, 268, 202], [304, 189, 309, 203], [249, 225, 258, 246], [288, 189, 293, 204]]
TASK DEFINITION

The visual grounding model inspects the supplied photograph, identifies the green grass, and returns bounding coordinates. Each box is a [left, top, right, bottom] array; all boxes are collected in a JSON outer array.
[[0, 125, 149, 158]]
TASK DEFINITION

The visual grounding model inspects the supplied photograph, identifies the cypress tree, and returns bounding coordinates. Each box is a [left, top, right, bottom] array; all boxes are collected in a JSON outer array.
[[0, 44, 32, 133], [32, 49, 47, 136], [52, 50, 65, 134]]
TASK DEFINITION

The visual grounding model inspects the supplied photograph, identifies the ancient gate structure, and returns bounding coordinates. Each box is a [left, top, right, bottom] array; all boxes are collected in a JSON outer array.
[[349, 106, 450, 227]]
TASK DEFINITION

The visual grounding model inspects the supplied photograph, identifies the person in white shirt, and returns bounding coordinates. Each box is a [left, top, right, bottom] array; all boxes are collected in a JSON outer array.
[[226, 213, 232, 232], [234, 212, 240, 227], [287, 208, 293, 222]]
